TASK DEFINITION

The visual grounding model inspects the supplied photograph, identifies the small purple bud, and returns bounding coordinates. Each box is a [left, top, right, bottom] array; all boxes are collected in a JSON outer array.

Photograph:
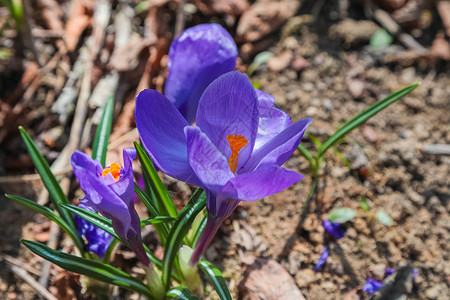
[[314, 245, 329, 271], [362, 278, 383, 294], [385, 267, 395, 277], [322, 220, 346, 240]]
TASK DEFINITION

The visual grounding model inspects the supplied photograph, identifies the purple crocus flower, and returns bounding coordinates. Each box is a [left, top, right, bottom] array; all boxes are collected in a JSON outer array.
[[71, 149, 150, 266], [135, 71, 311, 264], [314, 245, 329, 271], [164, 23, 238, 124], [322, 220, 346, 240], [362, 278, 383, 294], [74, 203, 113, 258], [385, 267, 395, 277]]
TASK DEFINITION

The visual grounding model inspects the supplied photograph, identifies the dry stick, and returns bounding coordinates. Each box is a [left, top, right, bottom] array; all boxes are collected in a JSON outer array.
[[0, 253, 43, 277], [8, 264, 58, 300], [174, 0, 186, 37], [373, 9, 427, 54]]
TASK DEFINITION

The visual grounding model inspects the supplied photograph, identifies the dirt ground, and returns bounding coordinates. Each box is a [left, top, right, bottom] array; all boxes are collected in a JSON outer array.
[[1, 0, 449, 299]]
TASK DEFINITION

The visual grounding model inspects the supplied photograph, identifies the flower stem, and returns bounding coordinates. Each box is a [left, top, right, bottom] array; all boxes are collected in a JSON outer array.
[[189, 215, 223, 265]]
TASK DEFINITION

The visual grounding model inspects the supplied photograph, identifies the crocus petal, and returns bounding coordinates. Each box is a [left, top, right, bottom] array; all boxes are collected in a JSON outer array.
[[362, 278, 383, 294], [135, 89, 200, 186], [314, 245, 329, 271], [242, 117, 312, 172], [322, 220, 346, 240], [109, 149, 136, 206], [165, 24, 237, 124], [196, 71, 259, 171], [385, 268, 395, 277], [254, 90, 292, 151], [185, 126, 234, 194], [218, 165, 303, 203]]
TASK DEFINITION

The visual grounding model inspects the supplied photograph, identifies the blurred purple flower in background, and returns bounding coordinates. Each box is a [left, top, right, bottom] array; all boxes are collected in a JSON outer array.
[[74, 203, 113, 258], [385, 267, 395, 277], [71, 149, 149, 266], [136, 71, 311, 264], [362, 278, 383, 294], [314, 246, 329, 271], [322, 220, 346, 240], [164, 23, 238, 124]]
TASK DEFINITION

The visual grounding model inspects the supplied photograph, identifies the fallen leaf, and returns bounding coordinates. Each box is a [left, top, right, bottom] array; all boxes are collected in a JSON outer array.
[[64, 0, 94, 52], [194, 0, 249, 16]]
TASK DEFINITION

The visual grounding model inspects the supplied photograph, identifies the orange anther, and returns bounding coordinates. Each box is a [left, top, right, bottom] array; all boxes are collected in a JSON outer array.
[[226, 135, 248, 174], [102, 162, 121, 181]]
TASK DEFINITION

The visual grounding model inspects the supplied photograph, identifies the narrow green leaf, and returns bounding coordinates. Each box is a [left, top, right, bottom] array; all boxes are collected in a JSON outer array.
[[21, 240, 152, 298], [61, 204, 119, 241], [162, 189, 206, 291], [167, 286, 200, 300], [198, 260, 232, 300], [376, 211, 393, 226], [141, 216, 176, 226], [18, 127, 75, 229], [328, 207, 356, 223], [92, 95, 114, 167], [297, 144, 315, 168], [135, 183, 169, 245], [6, 194, 84, 252], [135, 142, 178, 217], [316, 83, 420, 158], [189, 210, 207, 247]]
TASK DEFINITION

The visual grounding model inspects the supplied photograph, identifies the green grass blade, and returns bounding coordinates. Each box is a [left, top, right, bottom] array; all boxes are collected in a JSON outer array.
[[92, 94, 114, 167], [189, 210, 207, 247], [6, 194, 84, 252], [135, 183, 169, 245], [18, 126, 75, 229], [21, 239, 152, 298], [198, 260, 232, 300], [316, 83, 420, 158], [140, 216, 176, 226], [297, 144, 315, 170], [61, 204, 120, 241], [135, 142, 178, 217], [167, 286, 200, 300], [162, 189, 206, 291]]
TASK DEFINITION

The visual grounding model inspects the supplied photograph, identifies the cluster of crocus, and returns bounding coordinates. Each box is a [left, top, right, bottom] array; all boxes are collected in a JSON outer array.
[[71, 149, 150, 266], [136, 70, 311, 264], [314, 220, 346, 270], [73, 203, 113, 258]]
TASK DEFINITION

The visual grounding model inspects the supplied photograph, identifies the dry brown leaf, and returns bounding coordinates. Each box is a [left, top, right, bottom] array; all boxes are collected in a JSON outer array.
[[193, 0, 249, 16], [236, 0, 302, 42], [64, 0, 94, 52], [431, 31, 450, 60], [267, 50, 293, 72], [438, 0, 450, 37], [108, 36, 154, 72], [239, 258, 306, 300]]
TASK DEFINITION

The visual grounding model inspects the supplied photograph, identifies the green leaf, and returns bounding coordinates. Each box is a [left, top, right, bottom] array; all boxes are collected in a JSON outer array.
[[167, 286, 200, 300], [135, 183, 169, 245], [18, 127, 75, 229], [141, 216, 176, 226], [328, 207, 356, 223], [198, 260, 232, 300], [376, 211, 393, 226], [6, 194, 84, 252], [359, 197, 370, 212], [189, 210, 207, 247], [297, 144, 315, 170], [370, 29, 393, 49], [135, 142, 178, 218], [92, 94, 114, 167], [21, 240, 152, 298], [61, 204, 119, 241], [316, 83, 420, 158], [162, 189, 206, 291], [247, 51, 274, 76]]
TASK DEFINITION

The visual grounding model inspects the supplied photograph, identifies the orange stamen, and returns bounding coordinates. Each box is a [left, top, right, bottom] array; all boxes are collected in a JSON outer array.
[[226, 135, 248, 174], [102, 162, 121, 181]]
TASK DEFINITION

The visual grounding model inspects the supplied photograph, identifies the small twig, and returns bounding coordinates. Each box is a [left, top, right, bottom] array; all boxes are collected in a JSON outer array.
[[174, 0, 186, 37], [0, 253, 43, 277], [7, 264, 58, 300], [422, 144, 450, 156]]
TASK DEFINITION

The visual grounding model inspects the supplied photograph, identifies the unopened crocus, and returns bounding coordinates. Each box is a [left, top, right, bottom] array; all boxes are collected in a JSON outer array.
[[314, 245, 329, 271], [322, 220, 346, 240], [362, 278, 383, 294], [135, 71, 311, 264], [74, 203, 113, 258], [164, 23, 237, 124], [71, 149, 149, 266]]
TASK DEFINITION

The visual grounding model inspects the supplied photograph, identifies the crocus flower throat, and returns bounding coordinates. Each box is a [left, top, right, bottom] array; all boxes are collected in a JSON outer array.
[[101, 163, 121, 181], [226, 134, 248, 173]]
